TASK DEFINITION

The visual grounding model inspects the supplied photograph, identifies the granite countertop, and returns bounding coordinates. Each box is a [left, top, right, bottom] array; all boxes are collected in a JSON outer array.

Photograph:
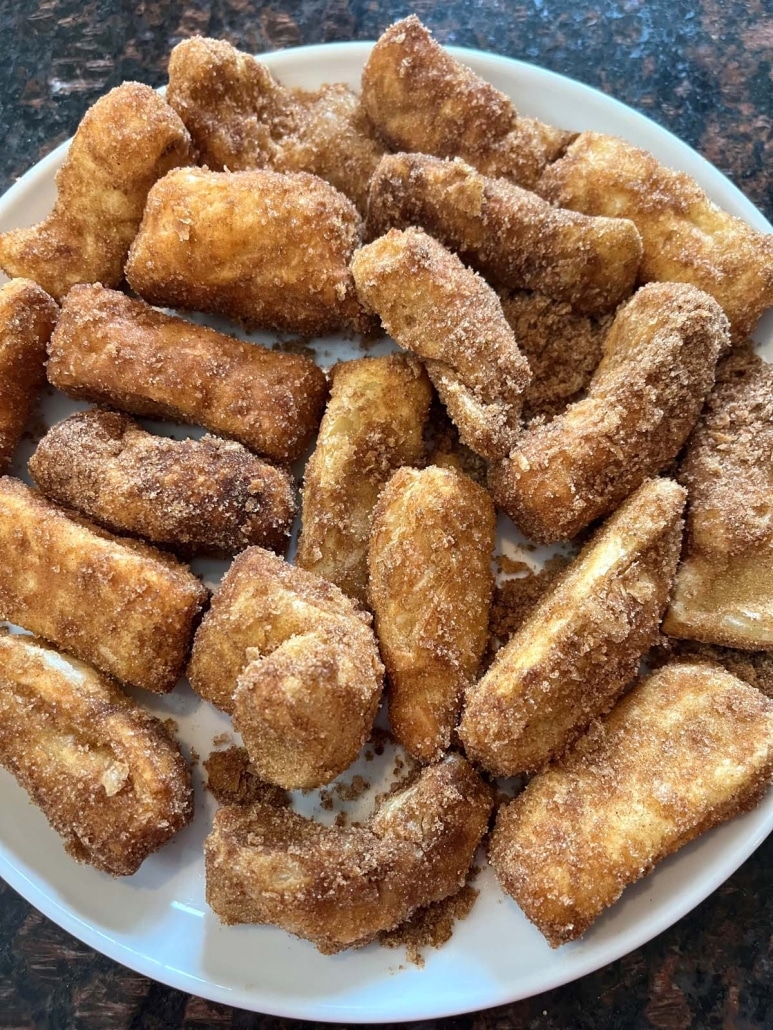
[[1, 0, 772, 1027]]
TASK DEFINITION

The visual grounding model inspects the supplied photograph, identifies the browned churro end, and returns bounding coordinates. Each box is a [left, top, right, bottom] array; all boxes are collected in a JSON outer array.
[[369, 465, 496, 763], [352, 227, 531, 460], [46, 284, 328, 464], [0, 279, 58, 473], [29, 409, 296, 557], [295, 354, 433, 605], [0, 477, 207, 694], [0, 631, 193, 876], [125, 167, 368, 336], [366, 153, 642, 314], [489, 662, 773, 946], [0, 83, 193, 301]]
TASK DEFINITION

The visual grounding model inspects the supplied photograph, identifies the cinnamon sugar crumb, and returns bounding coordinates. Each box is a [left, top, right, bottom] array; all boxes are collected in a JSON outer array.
[[378, 883, 480, 966]]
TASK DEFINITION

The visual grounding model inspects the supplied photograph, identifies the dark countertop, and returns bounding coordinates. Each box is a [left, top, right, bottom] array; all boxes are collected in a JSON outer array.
[[1, 1, 772, 1027]]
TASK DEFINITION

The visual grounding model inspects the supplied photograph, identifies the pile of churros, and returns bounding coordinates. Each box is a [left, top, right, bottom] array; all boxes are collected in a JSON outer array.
[[1, 14, 773, 955]]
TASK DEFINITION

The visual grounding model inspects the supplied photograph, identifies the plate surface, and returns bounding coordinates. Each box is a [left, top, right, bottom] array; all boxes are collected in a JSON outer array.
[[0, 41, 772, 1023]]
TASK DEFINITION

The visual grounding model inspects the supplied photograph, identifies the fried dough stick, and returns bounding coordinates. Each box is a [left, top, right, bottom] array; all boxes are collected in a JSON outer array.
[[490, 662, 773, 947], [351, 228, 531, 460], [0, 632, 192, 876], [367, 153, 642, 315], [29, 409, 296, 557], [0, 83, 193, 302], [0, 477, 207, 694], [46, 285, 327, 464], [361, 16, 569, 190], [537, 132, 773, 340], [490, 282, 728, 543], [125, 167, 366, 336], [0, 280, 58, 474], [166, 37, 385, 214], [295, 354, 432, 604], [459, 478, 685, 777], [662, 350, 773, 650], [205, 753, 492, 953], [369, 466, 495, 763], [188, 547, 384, 789]]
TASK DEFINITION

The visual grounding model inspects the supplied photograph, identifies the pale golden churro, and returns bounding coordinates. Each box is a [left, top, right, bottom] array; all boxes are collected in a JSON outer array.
[[0, 631, 193, 876], [0, 83, 193, 301]]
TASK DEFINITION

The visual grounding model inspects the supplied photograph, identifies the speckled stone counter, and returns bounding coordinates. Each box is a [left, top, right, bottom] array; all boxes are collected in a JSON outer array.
[[1, 1, 772, 1027]]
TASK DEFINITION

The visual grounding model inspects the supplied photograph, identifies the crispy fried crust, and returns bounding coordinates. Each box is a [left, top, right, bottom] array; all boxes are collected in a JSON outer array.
[[369, 466, 496, 762], [46, 285, 327, 463], [662, 350, 773, 650], [124, 166, 367, 335], [29, 409, 296, 557], [0, 279, 58, 474], [490, 661, 773, 947], [205, 753, 493, 953], [366, 153, 642, 315], [188, 547, 384, 788], [166, 37, 385, 214], [361, 16, 569, 190], [490, 282, 728, 543], [0, 477, 207, 693], [351, 228, 531, 460], [537, 132, 773, 340], [459, 478, 685, 776], [295, 354, 432, 605], [0, 83, 193, 302], [0, 631, 192, 875]]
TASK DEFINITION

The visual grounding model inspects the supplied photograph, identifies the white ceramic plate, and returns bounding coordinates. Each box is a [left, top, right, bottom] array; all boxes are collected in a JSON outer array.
[[0, 41, 772, 1024]]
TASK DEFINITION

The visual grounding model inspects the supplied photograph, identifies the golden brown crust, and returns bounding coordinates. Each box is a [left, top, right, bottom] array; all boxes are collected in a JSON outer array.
[[46, 284, 328, 463], [351, 228, 531, 460], [366, 153, 642, 315], [369, 466, 496, 763], [459, 478, 685, 776], [167, 37, 385, 214], [29, 409, 296, 557], [188, 547, 384, 788], [652, 638, 773, 699], [205, 753, 493, 952], [0, 631, 192, 876], [662, 351, 773, 650], [490, 661, 773, 946], [0, 477, 207, 693], [537, 131, 773, 340], [0, 83, 193, 301], [0, 279, 58, 473], [124, 166, 367, 335], [361, 16, 569, 190], [295, 354, 432, 604], [490, 282, 728, 543]]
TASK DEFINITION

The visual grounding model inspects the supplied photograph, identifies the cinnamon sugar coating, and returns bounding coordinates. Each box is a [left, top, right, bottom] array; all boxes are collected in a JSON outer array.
[[167, 37, 385, 214], [663, 349, 773, 650], [188, 547, 384, 788], [0, 83, 193, 302], [351, 228, 531, 460], [361, 16, 570, 190], [0, 279, 58, 474], [0, 631, 192, 876], [125, 167, 367, 336], [490, 661, 773, 946], [459, 478, 685, 776], [490, 282, 728, 543], [0, 477, 207, 694], [205, 753, 492, 953], [366, 153, 642, 315], [369, 466, 496, 763], [295, 354, 432, 605], [537, 132, 773, 340], [29, 409, 296, 557], [46, 285, 327, 464]]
